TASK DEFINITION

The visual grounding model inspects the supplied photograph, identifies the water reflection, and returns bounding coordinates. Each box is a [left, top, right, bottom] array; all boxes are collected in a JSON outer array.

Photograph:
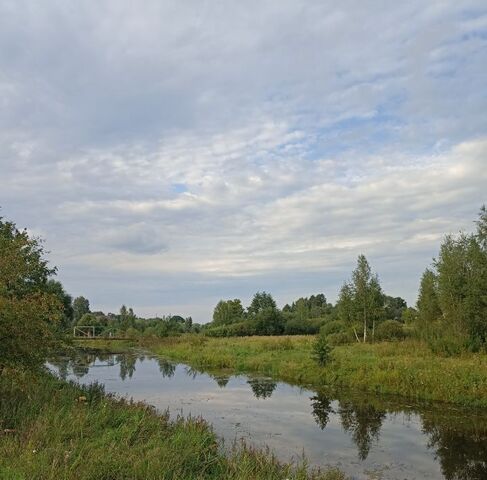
[[50, 351, 487, 480], [422, 410, 487, 480], [310, 392, 334, 429], [118, 354, 137, 380], [157, 358, 176, 378], [247, 378, 277, 399], [310, 391, 487, 479], [338, 399, 386, 461]]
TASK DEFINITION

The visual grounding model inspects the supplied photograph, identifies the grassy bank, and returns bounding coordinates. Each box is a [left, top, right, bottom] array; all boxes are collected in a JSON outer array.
[[0, 368, 344, 480], [147, 336, 487, 407]]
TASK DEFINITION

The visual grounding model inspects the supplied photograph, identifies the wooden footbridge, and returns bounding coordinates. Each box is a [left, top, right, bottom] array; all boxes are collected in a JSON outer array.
[[73, 326, 126, 340]]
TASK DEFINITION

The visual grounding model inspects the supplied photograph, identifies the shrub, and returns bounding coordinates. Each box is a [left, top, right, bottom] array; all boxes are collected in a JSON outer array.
[[327, 331, 354, 345], [284, 318, 322, 335], [312, 334, 333, 366], [125, 327, 140, 339], [375, 320, 405, 341], [320, 320, 346, 336]]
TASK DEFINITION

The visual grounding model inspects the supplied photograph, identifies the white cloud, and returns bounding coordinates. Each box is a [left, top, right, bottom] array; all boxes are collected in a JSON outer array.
[[0, 1, 486, 320]]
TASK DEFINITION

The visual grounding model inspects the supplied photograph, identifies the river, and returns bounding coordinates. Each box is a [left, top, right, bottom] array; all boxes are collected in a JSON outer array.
[[49, 350, 487, 480]]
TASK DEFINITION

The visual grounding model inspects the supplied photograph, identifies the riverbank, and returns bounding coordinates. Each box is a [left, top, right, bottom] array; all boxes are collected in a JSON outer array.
[[0, 367, 344, 480], [139, 335, 487, 407]]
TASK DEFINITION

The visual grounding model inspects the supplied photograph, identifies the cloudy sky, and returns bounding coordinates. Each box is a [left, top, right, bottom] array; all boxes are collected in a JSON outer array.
[[1, 1, 486, 321]]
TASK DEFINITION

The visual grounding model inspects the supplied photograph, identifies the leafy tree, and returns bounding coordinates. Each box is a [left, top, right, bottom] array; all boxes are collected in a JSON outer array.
[[384, 296, 407, 322], [336, 282, 357, 339], [475, 204, 487, 250], [401, 307, 418, 325], [46, 279, 73, 329], [337, 256, 385, 342], [0, 216, 63, 370], [73, 296, 90, 323], [351, 255, 378, 342], [212, 299, 244, 325], [416, 207, 487, 352], [247, 291, 276, 317], [185, 316, 193, 331], [416, 269, 441, 340], [254, 307, 285, 335], [434, 233, 487, 350], [119, 305, 137, 330]]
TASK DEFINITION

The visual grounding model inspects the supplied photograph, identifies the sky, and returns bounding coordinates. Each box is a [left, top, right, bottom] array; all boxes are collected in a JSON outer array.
[[1, 1, 486, 322]]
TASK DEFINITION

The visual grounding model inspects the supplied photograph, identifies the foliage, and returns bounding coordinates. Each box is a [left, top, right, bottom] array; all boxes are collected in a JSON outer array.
[[45, 279, 73, 329], [283, 294, 331, 320], [284, 317, 323, 335], [0, 217, 63, 370], [374, 320, 405, 341], [320, 320, 346, 336], [384, 296, 407, 322], [312, 334, 333, 366], [336, 256, 385, 342], [247, 291, 277, 316], [415, 207, 487, 353], [213, 299, 244, 325], [73, 296, 90, 323]]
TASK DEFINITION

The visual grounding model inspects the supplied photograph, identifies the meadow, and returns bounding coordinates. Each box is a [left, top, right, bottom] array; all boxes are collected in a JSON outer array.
[[0, 367, 344, 480], [141, 335, 487, 407]]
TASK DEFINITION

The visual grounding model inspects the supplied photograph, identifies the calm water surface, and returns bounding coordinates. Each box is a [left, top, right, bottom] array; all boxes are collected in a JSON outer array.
[[49, 351, 487, 480]]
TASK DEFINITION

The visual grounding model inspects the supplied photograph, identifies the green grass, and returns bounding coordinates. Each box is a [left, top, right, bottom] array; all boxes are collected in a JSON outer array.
[[146, 335, 487, 407], [0, 367, 345, 480]]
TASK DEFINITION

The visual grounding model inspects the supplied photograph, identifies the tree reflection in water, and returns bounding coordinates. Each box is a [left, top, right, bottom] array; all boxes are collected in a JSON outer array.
[[309, 392, 487, 478], [213, 375, 230, 388], [422, 410, 487, 480], [247, 378, 277, 399], [338, 399, 386, 461], [157, 358, 176, 378], [51, 352, 487, 479], [310, 392, 334, 430], [116, 354, 137, 380]]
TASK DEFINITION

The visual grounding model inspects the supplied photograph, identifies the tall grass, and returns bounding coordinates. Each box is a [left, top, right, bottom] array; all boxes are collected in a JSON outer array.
[[0, 367, 344, 480], [148, 335, 487, 407]]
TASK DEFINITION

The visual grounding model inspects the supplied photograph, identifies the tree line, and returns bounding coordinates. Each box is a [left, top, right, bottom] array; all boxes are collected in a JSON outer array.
[[71, 299, 199, 338], [1, 205, 486, 372], [206, 207, 487, 353]]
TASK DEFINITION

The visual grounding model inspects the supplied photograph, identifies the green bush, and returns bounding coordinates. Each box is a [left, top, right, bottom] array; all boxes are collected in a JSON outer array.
[[125, 327, 141, 338], [320, 320, 346, 336], [375, 320, 406, 341], [284, 317, 323, 335], [327, 331, 354, 345], [312, 334, 333, 366]]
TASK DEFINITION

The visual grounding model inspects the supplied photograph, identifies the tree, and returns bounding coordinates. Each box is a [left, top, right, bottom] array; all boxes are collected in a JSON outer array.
[[0, 216, 63, 370], [350, 255, 385, 342], [247, 291, 276, 317], [434, 233, 487, 349], [46, 279, 73, 329], [336, 282, 359, 341], [73, 296, 90, 323], [475, 204, 487, 250], [416, 269, 441, 340], [213, 299, 244, 325], [254, 307, 284, 335], [416, 207, 487, 352], [119, 305, 137, 330], [384, 296, 407, 322]]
